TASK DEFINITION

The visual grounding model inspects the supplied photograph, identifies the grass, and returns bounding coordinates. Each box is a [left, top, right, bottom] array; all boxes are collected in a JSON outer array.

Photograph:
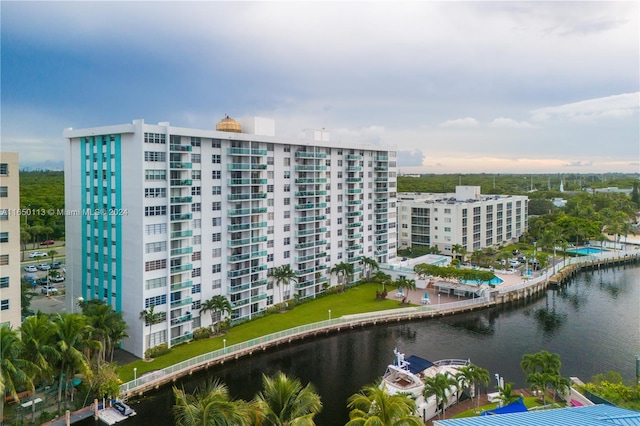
[[452, 396, 561, 418], [117, 282, 407, 381]]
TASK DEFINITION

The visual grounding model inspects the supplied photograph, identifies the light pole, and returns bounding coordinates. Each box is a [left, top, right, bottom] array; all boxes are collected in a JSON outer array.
[[133, 368, 137, 387], [328, 309, 331, 320], [437, 294, 440, 307], [223, 338, 226, 353]]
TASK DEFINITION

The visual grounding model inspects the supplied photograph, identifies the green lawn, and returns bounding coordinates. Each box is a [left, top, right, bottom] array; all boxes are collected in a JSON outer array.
[[118, 283, 406, 381], [452, 396, 562, 418]]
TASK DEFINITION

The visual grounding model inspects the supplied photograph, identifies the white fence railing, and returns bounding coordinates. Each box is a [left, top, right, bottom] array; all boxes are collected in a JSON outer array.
[[120, 251, 639, 395]]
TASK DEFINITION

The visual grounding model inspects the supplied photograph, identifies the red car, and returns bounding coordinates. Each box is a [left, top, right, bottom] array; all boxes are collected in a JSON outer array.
[[40, 240, 55, 246]]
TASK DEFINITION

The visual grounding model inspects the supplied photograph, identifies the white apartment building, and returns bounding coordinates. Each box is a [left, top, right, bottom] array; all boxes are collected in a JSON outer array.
[[0, 152, 22, 328], [397, 186, 528, 256], [64, 117, 397, 358]]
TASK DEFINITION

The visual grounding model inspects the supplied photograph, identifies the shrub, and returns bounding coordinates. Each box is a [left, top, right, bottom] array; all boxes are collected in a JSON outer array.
[[192, 327, 211, 341], [145, 343, 171, 359]]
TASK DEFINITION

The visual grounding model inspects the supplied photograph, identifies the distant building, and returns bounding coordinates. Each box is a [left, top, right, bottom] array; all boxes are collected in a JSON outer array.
[[0, 152, 22, 328], [588, 186, 633, 195], [64, 117, 397, 358], [397, 186, 528, 257]]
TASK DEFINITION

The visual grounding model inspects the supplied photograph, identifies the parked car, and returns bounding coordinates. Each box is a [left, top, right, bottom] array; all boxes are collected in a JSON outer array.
[[24, 265, 38, 272], [37, 263, 51, 271], [51, 262, 63, 269], [29, 251, 47, 258], [50, 275, 65, 283], [37, 277, 49, 286], [40, 240, 55, 246], [41, 286, 58, 295], [509, 259, 520, 268]]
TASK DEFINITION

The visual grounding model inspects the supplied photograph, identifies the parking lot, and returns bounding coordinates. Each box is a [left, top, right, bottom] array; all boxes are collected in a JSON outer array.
[[22, 242, 67, 314]]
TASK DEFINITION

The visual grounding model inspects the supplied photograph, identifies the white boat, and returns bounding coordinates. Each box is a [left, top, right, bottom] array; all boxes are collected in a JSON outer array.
[[381, 349, 470, 422]]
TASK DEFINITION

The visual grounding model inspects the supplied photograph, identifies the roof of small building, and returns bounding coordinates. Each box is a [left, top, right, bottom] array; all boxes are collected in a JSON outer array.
[[432, 405, 640, 426]]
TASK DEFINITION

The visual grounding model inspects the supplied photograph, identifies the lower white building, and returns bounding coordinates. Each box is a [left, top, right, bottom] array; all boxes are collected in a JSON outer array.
[[397, 186, 528, 256], [64, 117, 397, 358]]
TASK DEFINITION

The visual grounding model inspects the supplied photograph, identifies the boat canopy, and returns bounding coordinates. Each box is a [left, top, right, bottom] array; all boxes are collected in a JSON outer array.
[[405, 355, 434, 375]]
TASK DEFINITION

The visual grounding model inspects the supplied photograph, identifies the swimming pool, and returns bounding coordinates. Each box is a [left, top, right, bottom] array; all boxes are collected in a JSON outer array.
[[460, 275, 504, 285], [567, 247, 609, 255]]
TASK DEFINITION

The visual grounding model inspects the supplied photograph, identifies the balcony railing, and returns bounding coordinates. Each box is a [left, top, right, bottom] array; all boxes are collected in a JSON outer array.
[[374, 156, 388, 161], [171, 247, 193, 256], [170, 179, 193, 186], [170, 297, 193, 308], [171, 213, 192, 221], [170, 145, 192, 152], [170, 264, 193, 273], [295, 151, 327, 159], [171, 196, 193, 204], [170, 162, 193, 169], [170, 332, 193, 346], [171, 313, 193, 325], [171, 230, 193, 238], [295, 227, 326, 237], [170, 280, 193, 291], [227, 147, 267, 156], [295, 178, 327, 184]]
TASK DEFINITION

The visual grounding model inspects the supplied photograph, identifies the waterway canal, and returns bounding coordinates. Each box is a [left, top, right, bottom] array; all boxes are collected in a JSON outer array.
[[110, 265, 640, 425]]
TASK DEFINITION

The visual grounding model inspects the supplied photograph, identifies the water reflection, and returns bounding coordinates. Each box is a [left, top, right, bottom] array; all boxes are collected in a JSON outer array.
[[449, 309, 499, 336]]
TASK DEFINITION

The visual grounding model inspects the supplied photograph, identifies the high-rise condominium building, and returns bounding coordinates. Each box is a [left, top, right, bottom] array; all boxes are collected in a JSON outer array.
[[397, 186, 528, 256], [0, 152, 22, 328], [64, 117, 397, 358]]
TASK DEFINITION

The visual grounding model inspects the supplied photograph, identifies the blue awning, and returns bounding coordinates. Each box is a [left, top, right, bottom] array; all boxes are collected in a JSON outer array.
[[480, 397, 528, 416], [405, 355, 434, 374]]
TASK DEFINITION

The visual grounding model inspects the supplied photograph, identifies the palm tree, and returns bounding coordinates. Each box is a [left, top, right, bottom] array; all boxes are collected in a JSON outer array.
[[454, 365, 474, 403], [346, 381, 422, 426], [20, 312, 59, 384], [82, 300, 128, 364], [200, 295, 233, 333], [395, 276, 416, 302], [361, 256, 379, 282], [47, 249, 58, 266], [520, 352, 543, 376], [550, 375, 571, 404], [173, 379, 254, 426], [470, 250, 484, 267], [538, 350, 561, 375], [496, 382, 520, 406], [423, 372, 457, 420], [470, 365, 490, 412], [372, 271, 393, 293], [139, 305, 164, 352], [0, 325, 38, 423], [268, 265, 298, 304], [331, 262, 354, 287], [254, 371, 322, 425], [53, 313, 96, 411]]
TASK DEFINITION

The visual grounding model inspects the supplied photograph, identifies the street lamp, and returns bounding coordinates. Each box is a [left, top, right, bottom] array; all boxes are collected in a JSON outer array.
[[223, 338, 226, 353], [133, 368, 137, 386], [328, 309, 331, 320], [437, 294, 440, 307]]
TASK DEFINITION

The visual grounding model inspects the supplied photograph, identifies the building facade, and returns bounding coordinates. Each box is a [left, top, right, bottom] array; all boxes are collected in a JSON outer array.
[[397, 186, 528, 257], [0, 152, 22, 328], [64, 117, 397, 358]]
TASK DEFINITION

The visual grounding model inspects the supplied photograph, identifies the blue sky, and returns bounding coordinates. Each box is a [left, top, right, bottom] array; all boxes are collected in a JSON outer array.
[[2, 1, 638, 174]]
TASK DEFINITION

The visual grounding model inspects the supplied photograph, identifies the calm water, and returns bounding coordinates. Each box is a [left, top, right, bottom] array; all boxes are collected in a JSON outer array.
[[104, 265, 639, 426]]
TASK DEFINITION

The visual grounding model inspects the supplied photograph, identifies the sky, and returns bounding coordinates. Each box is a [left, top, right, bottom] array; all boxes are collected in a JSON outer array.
[[1, 1, 639, 174]]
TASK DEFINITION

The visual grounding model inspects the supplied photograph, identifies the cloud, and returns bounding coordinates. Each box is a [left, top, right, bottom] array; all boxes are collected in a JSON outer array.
[[397, 150, 426, 168], [439, 117, 479, 128], [489, 117, 534, 129], [563, 160, 594, 167], [530, 93, 640, 122]]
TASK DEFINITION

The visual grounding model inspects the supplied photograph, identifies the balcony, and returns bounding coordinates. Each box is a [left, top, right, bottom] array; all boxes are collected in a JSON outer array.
[[227, 264, 267, 278], [346, 222, 362, 228], [171, 247, 193, 256], [374, 228, 387, 235], [374, 177, 388, 182], [171, 313, 193, 325], [295, 241, 315, 250], [346, 233, 362, 240], [295, 202, 327, 211], [171, 230, 193, 238], [374, 156, 388, 161], [227, 147, 267, 156], [346, 189, 362, 195], [316, 276, 328, 284], [346, 244, 362, 251], [228, 208, 251, 216], [170, 162, 193, 169], [375, 197, 388, 203], [295, 190, 326, 197], [375, 208, 388, 214], [170, 264, 193, 273], [227, 222, 267, 232], [346, 211, 362, 217], [295, 165, 327, 171], [171, 196, 193, 204], [374, 187, 388, 193], [295, 267, 315, 275], [171, 213, 192, 221], [170, 280, 193, 291], [315, 264, 328, 271], [227, 163, 251, 170], [346, 256, 362, 263], [295, 227, 326, 237], [295, 178, 327, 184], [346, 177, 362, 183], [345, 154, 362, 160], [170, 179, 193, 187], [375, 249, 387, 256], [170, 297, 193, 308], [251, 164, 267, 170], [170, 145, 192, 152], [375, 239, 388, 245], [375, 218, 388, 224], [346, 166, 362, 172], [295, 151, 327, 159], [228, 250, 267, 263], [171, 332, 193, 346], [374, 166, 388, 171], [295, 254, 316, 263], [346, 199, 362, 206], [228, 282, 251, 293], [295, 281, 315, 290], [295, 215, 326, 224]]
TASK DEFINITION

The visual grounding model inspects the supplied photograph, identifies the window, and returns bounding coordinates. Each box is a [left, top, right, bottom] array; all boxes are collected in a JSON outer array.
[[267, 185, 274, 193], [0, 164, 7, 176], [192, 187, 201, 196], [145, 277, 167, 290], [145, 206, 167, 216], [192, 203, 201, 212], [212, 155, 221, 163], [284, 237, 290, 245], [284, 211, 290, 218], [212, 186, 222, 195], [212, 248, 221, 257], [0, 277, 8, 288], [0, 210, 7, 221], [284, 224, 290, 232], [145, 188, 166, 198], [212, 264, 221, 273], [212, 279, 222, 289], [191, 153, 201, 163], [145, 241, 166, 253], [144, 133, 166, 144], [192, 300, 202, 310], [145, 259, 166, 271], [267, 254, 274, 262], [192, 251, 201, 261], [212, 201, 221, 211], [212, 171, 221, 179], [284, 158, 290, 166], [284, 198, 290, 205], [212, 233, 221, 242], [144, 151, 166, 162], [284, 251, 290, 259], [144, 294, 167, 308], [1, 300, 8, 311], [191, 267, 201, 277], [212, 217, 221, 226], [145, 223, 167, 235], [267, 157, 274, 165], [0, 232, 8, 243], [191, 284, 201, 294], [191, 170, 201, 180], [284, 184, 290, 192], [192, 235, 201, 245], [190, 137, 201, 147], [144, 170, 166, 180], [193, 219, 201, 229], [284, 171, 290, 179], [212, 139, 221, 148]]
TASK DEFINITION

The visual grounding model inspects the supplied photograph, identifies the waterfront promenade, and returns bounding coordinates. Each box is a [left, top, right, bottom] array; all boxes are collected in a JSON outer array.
[[119, 249, 640, 400]]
